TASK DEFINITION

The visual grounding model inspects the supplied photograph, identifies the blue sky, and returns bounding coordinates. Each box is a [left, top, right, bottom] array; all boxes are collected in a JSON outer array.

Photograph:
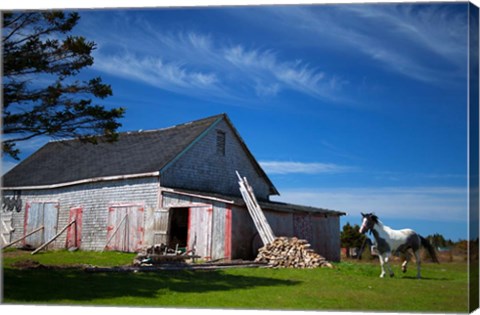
[[2, 2, 474, 241]]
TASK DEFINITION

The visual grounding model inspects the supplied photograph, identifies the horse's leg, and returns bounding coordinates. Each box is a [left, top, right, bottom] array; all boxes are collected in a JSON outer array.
[[384, 253, 394, 277], [378, 254, 387, 278], [402, 251, 412, 273], [414, 249, 421, 279]]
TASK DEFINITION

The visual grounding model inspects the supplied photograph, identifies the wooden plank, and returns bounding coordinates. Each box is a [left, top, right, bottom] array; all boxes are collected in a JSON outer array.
[[31, 221, 75, 255], [2, 226, 44, 249]]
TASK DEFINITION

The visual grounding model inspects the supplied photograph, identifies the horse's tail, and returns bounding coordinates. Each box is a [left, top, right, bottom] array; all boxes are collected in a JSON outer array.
[[420, 235, 440, 263]]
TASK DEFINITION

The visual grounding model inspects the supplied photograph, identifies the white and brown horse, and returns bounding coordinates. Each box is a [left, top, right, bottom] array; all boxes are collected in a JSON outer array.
[[359, 212, 439, 278]]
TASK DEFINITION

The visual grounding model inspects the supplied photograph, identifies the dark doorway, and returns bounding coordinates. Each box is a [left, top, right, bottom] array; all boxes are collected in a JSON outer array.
[[169, 207, 189, 248]]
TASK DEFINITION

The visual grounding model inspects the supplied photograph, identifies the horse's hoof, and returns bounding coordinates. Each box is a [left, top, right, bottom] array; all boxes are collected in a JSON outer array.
[[390, 273, 395, 278]]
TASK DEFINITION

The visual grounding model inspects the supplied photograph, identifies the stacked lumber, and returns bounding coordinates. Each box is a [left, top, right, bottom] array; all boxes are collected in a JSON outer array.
[[255, 236, 333, 269]]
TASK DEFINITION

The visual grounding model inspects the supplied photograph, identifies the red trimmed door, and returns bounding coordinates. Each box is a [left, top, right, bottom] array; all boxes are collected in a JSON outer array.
[[66, 207, 83, 249]]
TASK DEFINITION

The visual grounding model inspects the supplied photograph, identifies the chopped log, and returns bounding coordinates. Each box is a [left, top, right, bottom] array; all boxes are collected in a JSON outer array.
[[255, 236, 333, 269]]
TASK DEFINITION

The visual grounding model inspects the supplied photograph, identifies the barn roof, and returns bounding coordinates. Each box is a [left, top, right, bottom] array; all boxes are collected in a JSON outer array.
[[2, 113, 278, 195]]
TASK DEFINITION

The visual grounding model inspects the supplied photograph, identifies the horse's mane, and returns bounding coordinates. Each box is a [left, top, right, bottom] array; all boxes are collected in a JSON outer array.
[[364, 212, 379, 224]]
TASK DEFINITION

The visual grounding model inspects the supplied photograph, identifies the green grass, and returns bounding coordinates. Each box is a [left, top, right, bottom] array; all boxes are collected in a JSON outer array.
[[1, 250, 470, 312]]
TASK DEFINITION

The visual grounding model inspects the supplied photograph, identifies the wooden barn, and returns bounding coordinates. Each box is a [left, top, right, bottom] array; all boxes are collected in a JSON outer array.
[[1, 114, 345, 261]]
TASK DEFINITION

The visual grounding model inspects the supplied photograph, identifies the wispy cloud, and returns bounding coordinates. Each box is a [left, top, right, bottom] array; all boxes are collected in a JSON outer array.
[[263, 3, 467, 85], [273, 186, 467, 222], [87, 14, 348, 104], [94, 52, 225, 97], [260, 160, 355, 175]]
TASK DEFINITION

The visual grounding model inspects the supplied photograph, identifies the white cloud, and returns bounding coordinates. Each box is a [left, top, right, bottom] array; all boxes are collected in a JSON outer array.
[[94, 52, 224, 98], [272, 186, 468, 222], [265, 4, 467, 85], [260, 161, 355, 175], [92, 21, 348, 103], [224, 45, 347, 100]]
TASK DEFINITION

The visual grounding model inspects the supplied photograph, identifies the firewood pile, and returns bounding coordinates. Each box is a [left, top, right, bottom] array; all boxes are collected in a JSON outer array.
[[255, 236, 333, 269]]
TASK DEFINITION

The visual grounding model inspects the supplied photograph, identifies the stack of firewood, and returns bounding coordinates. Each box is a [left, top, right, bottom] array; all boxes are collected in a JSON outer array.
[[255, 236, 333, 269]]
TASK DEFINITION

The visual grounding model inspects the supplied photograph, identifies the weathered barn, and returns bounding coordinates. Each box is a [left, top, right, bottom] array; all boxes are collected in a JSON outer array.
[[1, 114, 345, 261]]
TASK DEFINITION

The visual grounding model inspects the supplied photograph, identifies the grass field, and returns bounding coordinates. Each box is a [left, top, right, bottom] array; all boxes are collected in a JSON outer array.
[[1, 249, 470, 313]]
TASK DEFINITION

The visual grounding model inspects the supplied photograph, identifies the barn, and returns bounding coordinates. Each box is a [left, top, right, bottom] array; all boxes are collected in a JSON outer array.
[[1, 114, 345, 261]]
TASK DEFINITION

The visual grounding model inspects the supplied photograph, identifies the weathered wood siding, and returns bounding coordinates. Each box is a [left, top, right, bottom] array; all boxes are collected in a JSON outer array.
[[160, 119, 272, 200], [231, 206, 342, 262], [3, 177, 159, 251]]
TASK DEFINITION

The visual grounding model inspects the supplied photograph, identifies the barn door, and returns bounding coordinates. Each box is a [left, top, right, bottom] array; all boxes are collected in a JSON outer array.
[[66, 207, 83, 249], [210, 207, 232, 261], [24, 202, 58, 249], [106, 205, 144, 252], [153, 208, 170, 245], [187, 206, 212, 259]]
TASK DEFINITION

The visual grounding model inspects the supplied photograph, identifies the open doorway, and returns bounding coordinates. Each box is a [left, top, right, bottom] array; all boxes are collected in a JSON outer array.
[[169, 207, 189, 249]]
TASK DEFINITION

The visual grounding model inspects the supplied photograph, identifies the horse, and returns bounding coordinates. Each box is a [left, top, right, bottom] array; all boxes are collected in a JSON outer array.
[[359, 212, 439, 279]]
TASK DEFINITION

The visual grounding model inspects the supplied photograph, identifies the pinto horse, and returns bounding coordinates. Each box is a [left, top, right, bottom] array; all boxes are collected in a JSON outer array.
[[359, 213, 439, 278]]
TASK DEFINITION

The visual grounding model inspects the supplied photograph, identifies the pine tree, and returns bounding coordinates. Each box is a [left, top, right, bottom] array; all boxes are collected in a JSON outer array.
[[2, 11, 125, 159]]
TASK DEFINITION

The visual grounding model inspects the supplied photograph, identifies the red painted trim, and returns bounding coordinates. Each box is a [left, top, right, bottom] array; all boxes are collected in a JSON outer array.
[[206, 206, 213, 259], [224, 207, 232, 260]]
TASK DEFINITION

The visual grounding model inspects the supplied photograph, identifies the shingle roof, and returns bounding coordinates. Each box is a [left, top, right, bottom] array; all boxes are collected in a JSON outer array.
[[3, 114, 277, 194]]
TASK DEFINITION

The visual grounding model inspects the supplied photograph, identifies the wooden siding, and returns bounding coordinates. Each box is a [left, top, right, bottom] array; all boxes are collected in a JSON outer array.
[[3, 178, 159, 251], [160, 120, 273, 200]]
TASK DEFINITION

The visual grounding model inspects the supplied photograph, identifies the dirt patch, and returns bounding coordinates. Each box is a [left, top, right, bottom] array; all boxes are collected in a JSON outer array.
[[10, 259, 88, 270], [11, 259, 46, 269]]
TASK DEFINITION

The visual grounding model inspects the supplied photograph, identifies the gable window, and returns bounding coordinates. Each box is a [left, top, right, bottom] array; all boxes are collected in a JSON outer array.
[[216, 130, 226, 156]]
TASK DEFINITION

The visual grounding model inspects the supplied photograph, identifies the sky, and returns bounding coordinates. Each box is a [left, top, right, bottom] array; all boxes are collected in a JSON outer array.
[[1, 1, 476, 241]]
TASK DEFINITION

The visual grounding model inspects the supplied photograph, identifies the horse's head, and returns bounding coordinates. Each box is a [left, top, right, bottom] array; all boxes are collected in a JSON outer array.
[[359, 212, 378, 234]]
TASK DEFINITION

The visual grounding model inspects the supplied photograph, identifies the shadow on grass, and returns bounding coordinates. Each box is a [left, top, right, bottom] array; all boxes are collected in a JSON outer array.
[[3, 268, 300, 303], [401, 276, 450, 281]]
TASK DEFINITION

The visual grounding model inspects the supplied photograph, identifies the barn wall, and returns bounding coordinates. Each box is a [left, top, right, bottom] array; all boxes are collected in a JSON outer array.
[[231, 205, 342, 262], [160, 119, 272, 200], [310, 214, 341, 262], [230, 205, 257, 260], [2, 177, 159, 251]]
